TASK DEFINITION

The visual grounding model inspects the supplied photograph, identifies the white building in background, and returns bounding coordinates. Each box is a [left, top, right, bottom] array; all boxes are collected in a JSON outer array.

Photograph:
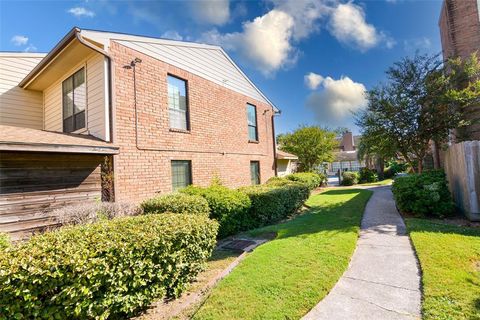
[[326, 131, 365, 176]]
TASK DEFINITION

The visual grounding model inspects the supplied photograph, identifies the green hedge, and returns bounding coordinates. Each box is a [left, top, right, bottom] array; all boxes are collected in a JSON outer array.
[[358, 168, 378, 184], [0, 214, 218, 319], [341, 171, 359, 186], [285, 172, 324, 190], [181, 185, 251, 238], [392, 170, 454, 218], [0, 232, 9, 250], [141, 193, 210, 216], [240, 180, 310, 228]]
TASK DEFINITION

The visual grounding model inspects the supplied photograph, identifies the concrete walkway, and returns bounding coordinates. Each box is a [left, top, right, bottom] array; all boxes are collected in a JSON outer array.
[[303, 186, 422, 320]]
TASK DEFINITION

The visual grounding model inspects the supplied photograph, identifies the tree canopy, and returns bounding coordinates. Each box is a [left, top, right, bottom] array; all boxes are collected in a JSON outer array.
[[356, 53, 480, 173], [277, 126, 337, 172]]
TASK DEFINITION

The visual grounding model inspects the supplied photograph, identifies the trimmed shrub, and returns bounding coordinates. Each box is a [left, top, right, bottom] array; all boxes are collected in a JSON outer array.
[[0, 214, 218, 319], [0, 232, 9, 250], [358, 168, 378, 184], [181, 185, 251, 238], [54, 201, 141, 226], [286, 172, 323, 190], [341, 171, 359, 186], [265, 176, 287, 184], [141, 193, 210, 216], [240, 181, 310, 228], [392, 170, 454, 218]]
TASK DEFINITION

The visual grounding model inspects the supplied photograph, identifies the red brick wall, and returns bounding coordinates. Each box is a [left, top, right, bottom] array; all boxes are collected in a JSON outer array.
[[110, 41, 276, 203], [439, 0, 480, 60]]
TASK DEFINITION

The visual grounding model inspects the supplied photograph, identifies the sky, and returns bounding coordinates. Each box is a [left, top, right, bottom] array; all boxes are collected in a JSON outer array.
[[0, 0, 443, 135]]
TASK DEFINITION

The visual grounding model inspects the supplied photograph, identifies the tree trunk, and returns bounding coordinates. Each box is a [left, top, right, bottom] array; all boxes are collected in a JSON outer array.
[[417, 157, 423, 174], [432, 140, 441, 169], [375, 157, 385, 180]]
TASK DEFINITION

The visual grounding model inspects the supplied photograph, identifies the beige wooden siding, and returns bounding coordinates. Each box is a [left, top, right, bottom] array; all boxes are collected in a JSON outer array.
[[0, 53, 46, 129], [43, 52, 108, 140]]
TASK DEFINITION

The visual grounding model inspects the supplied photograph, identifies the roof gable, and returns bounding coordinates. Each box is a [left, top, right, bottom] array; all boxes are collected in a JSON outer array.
[[80, 29, 278, 111]]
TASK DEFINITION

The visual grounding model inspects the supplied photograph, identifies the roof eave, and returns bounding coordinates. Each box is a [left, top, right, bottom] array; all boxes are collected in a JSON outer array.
[[18, 27, 80, 88], [0, 142, 119, 155]]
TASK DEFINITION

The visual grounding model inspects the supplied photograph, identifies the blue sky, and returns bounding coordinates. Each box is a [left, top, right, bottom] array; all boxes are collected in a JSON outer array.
[[0, 0, 442, 135]]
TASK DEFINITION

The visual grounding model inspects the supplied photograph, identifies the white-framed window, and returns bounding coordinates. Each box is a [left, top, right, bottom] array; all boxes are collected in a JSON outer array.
[[62, 68, 86, 133]]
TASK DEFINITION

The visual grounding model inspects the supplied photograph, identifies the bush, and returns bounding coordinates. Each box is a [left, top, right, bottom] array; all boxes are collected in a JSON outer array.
[[141, 193, 210, 216], [286, 172, 323, 190], [181, 185, 251, 238], [0, 233, 9, 250], [358, 168, 378, 184], [392, 170, 454, 218], [241, 181, 310, 228], [341, 171, 359, 186], [0, 213, 218, 319], [54, 201, 142, 226]]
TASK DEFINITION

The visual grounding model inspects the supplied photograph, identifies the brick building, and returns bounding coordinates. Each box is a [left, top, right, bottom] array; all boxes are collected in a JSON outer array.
[[438, 0, 480, 221], [439, 0, 480, 139], [0, 28, 278, 237]]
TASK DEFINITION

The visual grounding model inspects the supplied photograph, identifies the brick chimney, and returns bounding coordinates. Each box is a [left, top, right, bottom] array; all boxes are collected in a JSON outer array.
[[341, 131, 355, 151]]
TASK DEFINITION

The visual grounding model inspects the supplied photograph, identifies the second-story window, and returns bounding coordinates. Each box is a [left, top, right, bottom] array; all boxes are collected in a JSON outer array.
[[247, 103, 258, 141], [62, 68, 86, 133], [168, 75, 189, 130]]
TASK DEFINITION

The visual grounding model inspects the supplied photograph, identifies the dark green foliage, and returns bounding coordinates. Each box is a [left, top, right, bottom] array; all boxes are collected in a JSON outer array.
[[141, 193, 210, 216], [0, 232, 9, 250], [384, 161, 407, 178], [392, 170, 455, 218], [286, 172, 323, 190], [240, 181, 310, 228], [341, 171, 359, 186], [181, 185, 251, 238], [358, 168, 378, 183], [0, 214, 218, 319]]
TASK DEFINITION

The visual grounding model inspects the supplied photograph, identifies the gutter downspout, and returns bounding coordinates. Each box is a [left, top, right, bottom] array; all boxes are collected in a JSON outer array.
[[272, 109, 280, 176], [75, 30, 116, 201]]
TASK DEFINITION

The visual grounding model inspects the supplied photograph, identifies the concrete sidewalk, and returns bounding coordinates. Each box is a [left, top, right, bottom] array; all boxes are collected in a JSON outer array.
[[303, 186, 421, 320]]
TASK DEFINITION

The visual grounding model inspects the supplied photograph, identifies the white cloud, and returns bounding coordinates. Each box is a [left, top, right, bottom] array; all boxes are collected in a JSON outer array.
[[202, 1, 392, 75], [202, 9, 297, 76], [23, 44, 37, 53], [306, 75, 367, 124], [328, 3, 383, 51], [68, 7, 95, 18], [11, 35, 28, 46], [304, 72, 324, 90], [161, 30, 183, 41], [403, 37, 431, 52], [270, 0, 330, 40], [190, 0, 230, 25]]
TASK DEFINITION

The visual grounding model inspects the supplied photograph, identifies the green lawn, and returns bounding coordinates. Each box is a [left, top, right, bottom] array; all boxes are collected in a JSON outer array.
[[359, 178, 393, 186], [193, 189, 372, 320], [406, 219, 480, 320]]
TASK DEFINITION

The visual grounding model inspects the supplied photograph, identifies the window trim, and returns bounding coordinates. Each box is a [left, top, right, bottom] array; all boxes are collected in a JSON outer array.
[[167, 73, 190, 131], [62, 66, 87, 133], [250, 160, 261, 185], [247, 103, 258, 142], [171, 160, 193, 191]]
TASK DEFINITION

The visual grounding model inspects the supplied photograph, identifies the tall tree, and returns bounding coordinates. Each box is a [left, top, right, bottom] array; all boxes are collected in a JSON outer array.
[[356, 53, 480, 173], [277, 126, 337, 172]]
